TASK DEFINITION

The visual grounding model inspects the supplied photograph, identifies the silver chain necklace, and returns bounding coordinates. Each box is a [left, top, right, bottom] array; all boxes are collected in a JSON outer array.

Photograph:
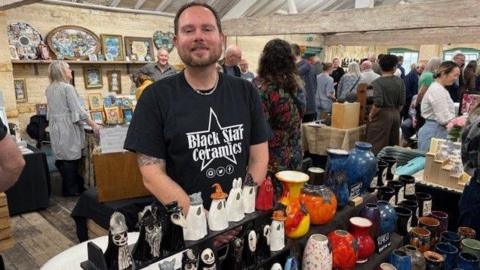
[[192, 74, 219, 96]]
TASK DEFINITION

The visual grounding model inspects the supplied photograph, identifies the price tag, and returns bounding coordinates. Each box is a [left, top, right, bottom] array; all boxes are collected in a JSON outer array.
[[406, 183, 415, 196], [370, 177, 378, 188], [423, 200, 432, 216], [376, 232, 391, 253], [349, 183, 362, 200]]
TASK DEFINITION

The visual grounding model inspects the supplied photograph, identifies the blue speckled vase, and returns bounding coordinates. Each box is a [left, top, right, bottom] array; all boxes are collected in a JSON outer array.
[[390, 249, 412, 270], [346, 142, 378, 193], [325, 149, 350, 208], [378, 200, 398, 235]]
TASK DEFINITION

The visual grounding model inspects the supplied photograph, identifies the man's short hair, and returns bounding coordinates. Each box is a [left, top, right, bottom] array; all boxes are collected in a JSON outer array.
[[379, 54, 398, 72], [174, 2, 222, 34], [291, 43, 301, 57]]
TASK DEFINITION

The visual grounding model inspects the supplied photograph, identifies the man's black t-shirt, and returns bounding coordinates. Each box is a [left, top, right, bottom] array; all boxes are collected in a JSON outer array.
[[0, 118, 7, 141], [124, 72, 269, 207]]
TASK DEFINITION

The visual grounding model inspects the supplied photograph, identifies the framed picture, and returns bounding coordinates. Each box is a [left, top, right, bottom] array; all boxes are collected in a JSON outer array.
[[88, 93, 103, 110], [46, 25, 100, 60], [14, 79, 27, 103], [123, 108, 133, 124], [124, 36, 154, 61], [105, 106, 123, 124], [90, 110, 104, 124], [100, 34, 125, 61], [83, 66, 103, 89], [107, 70, 122, 93], [9, 45, 19, 60]]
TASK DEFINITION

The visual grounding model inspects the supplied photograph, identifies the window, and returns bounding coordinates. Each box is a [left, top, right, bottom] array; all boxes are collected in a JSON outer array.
[[443, 48, 479, 62], [388, 48, 419, 75]]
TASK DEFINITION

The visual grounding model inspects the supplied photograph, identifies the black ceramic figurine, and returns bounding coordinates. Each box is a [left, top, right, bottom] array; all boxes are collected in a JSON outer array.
[[182, 249, 198, 270], [199, 248, 217, 270], [104, 212, 134, 270], [242, 229, 258, 268], [132, 205, 162, 265], [159, 201, 187, 255], [257, 224, 271, 259], [223, 237, 244, 270]]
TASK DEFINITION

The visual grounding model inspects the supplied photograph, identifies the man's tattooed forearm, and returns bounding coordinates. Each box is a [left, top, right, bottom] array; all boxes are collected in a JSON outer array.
[[137, 154, 164, 167]]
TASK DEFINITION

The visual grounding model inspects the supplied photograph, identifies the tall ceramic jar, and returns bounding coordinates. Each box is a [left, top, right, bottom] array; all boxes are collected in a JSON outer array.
[[349, 217, 375, 263], [275, 170, 310, 239], [303, 234, 332, 270], [328, 230, 358, 270], [400, 245, 426, 270], [378, 200, 398, 235], [301, 184, 337, 225], [325, 149, 350, 208], [346, 142, 378, 194]]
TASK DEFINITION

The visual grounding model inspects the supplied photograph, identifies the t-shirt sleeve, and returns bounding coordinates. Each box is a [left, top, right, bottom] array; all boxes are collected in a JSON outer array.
[[248, 83, 270, 145], [124, 86, 166, 158], [0, 117, 7, 141], [372, 80, 384, 107]]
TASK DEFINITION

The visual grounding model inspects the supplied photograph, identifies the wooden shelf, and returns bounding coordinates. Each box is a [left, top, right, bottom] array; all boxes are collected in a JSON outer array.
[[11, 60, 152, 65]]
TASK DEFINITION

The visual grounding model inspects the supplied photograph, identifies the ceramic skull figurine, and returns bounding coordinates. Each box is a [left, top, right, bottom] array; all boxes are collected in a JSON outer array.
[[158, 258, 175, 270], [225, 177, 245, 222], [161, 201, 187, 253], [271, 263, 283, 270], [207, 183, 229, 231], [184, 192, 208, 241], [104, 212, 134, 270], [182, 249, 198, 270], [242, 173, 257, 214], [199, 248, 216, 270], [132, 205, 162, 264], [270, 210, 286, 252]]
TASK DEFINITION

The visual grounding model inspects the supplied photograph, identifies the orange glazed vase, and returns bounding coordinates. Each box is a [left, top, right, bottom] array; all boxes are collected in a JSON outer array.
[[276, 171, 311, 239], [301, 184, 337, 225], [328, 230, 358, 270]]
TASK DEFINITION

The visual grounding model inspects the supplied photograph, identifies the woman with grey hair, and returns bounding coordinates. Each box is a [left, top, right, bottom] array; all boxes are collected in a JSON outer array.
[[46, 60, 100, 196], [337, 62, 361, 101]]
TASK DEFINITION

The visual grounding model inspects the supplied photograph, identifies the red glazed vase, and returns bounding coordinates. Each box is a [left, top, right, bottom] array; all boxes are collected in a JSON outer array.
[[328, 230, 358, 270], [349, 217, 375, 263]]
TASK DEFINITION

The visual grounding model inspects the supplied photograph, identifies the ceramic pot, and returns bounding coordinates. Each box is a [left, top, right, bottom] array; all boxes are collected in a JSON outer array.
[[225, 178, 245, 222], [462, 238, 480, 259], [416, 192, 432, 217], [388, 181, 405, 206], [399, 175, 416, 197], [435, 242, 459, 270], [325, 149, 350, 208], [360, 203, 381, 237], [440, 231, 461, 248], [419, 216, 441, 246], [376, 158, 389, 188], [409, 227, 432, 252], [328, 230, 358, 270], [458, 227, 477, 240], [301, 184, 337, 225], [457, 251, 480, 270], [400, 245, 426, 270], [307, 167, 325, 185], [302, 234, 332, 270], [378, 200, 398, 235], [345, 141, 377, 194], [378, 186, 396, 204], [390, 249, 412, 270], [379, 262, 397, 270], [424, 250, 445, 270], [394, 206, 412, 237], [400, 200, 419, 227], [276, 171, 311, 239], [382, 156, 397, 181], [349, 217, 375, 263], [430, 211, 448, 233]]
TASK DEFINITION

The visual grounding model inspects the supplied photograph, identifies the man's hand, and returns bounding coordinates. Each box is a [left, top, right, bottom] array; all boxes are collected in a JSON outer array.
[[213, 226, 242, 248]]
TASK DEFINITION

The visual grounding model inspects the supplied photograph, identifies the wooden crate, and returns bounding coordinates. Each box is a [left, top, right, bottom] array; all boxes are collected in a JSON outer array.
[[93, 152, 150, 202], [332, 102, 360, 129]]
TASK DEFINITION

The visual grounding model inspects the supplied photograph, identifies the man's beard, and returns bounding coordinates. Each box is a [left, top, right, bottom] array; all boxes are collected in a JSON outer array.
[[179, 44, 222, 68]]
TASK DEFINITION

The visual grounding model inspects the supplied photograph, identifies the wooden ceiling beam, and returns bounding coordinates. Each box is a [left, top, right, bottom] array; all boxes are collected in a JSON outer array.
[[0, 0, 40, 10], [155, 0, 171, 11]]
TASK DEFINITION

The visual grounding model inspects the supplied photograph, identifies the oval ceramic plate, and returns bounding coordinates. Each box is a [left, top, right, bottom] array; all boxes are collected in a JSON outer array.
[[46, 25, 100, 60], [7, 22, 43, 60]]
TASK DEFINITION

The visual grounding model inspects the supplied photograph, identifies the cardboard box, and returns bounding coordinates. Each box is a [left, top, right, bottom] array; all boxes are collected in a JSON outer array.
[[332, 102, 360, 129]]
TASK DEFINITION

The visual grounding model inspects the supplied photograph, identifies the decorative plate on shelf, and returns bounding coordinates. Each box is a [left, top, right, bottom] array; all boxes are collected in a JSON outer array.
[[153, 31, 174, 52], [46, 25, 100, 60], [7, 22, 43, 60]]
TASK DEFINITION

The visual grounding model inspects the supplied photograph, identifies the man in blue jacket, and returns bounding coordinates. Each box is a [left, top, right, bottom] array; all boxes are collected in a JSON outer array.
[[291, 43, 317, 122]]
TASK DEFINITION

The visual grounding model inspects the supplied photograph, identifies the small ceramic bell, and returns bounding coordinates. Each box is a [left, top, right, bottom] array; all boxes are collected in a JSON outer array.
[[132, 205, 162, 264], [270, 210, 286, 252], [104, 212, 134, 270], [158, 258, 175, 270], [182, 249, 198, 270], [198, 248, 217, 270], [225, 177, 245, 222], [183, 192, 208, 241], [207, 183, 229, 231], [161, 201, 187, 253], [271, 263, 283, 270], [256, 176, 274, 211], [243, 173, 257, 214]]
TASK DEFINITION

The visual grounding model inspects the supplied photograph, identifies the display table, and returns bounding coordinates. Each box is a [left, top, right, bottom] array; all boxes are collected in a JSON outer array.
[[302, 122, 366, 155], [6, 145, 50, 215]]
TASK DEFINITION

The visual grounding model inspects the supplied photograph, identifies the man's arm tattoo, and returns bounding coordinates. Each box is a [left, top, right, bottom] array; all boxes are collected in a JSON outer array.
[[137, 154, 164, 167]]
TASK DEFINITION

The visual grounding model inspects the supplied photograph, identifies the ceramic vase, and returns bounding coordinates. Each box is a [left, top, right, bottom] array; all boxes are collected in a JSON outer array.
[[183, 192, 208, 241], [400, 200, 419, 227], [208, 184, 229, 231], [430, 211, 448, 233], [416, 192, 432, 217], [458, 226, 477, 240], [419, 216, 440, 246], [269, 210, 286, 252], [349, 217, 375, 263], [325, 149, 350, 208], [378, 200, 398, 235], [307, 167, 325, 185], [424, 250, 445, 270], [378, 186, 396, 204], [345, 141, 377, 194], [376, 158, 389, 188], [435, 242, 459, 270], [302, 234, 332, 270], [379, 262, 398, 270], [382, 156, 397, 181], [409, 227, 432, 252], [440, 231, 461, 248], [225, 178, 245, 222], [301, 184, 337, 225], [388, 180, 404, 206], [457, 251, 480, 270], [256, 176, 274, 211], [462, 238, 480, 259], [360, 203, 381, 237], [400, 245, 426, 270], [328, 230, 358, 270], [390, 249, 412, 270], [242, 174, 257, 214], [399, 175, 416, 197], [395, 206, 412, 237], [276, 170, 310, 239]]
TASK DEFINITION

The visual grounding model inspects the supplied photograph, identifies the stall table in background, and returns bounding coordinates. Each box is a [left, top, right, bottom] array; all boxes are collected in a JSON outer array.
[[302, 122, 366, 155]]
